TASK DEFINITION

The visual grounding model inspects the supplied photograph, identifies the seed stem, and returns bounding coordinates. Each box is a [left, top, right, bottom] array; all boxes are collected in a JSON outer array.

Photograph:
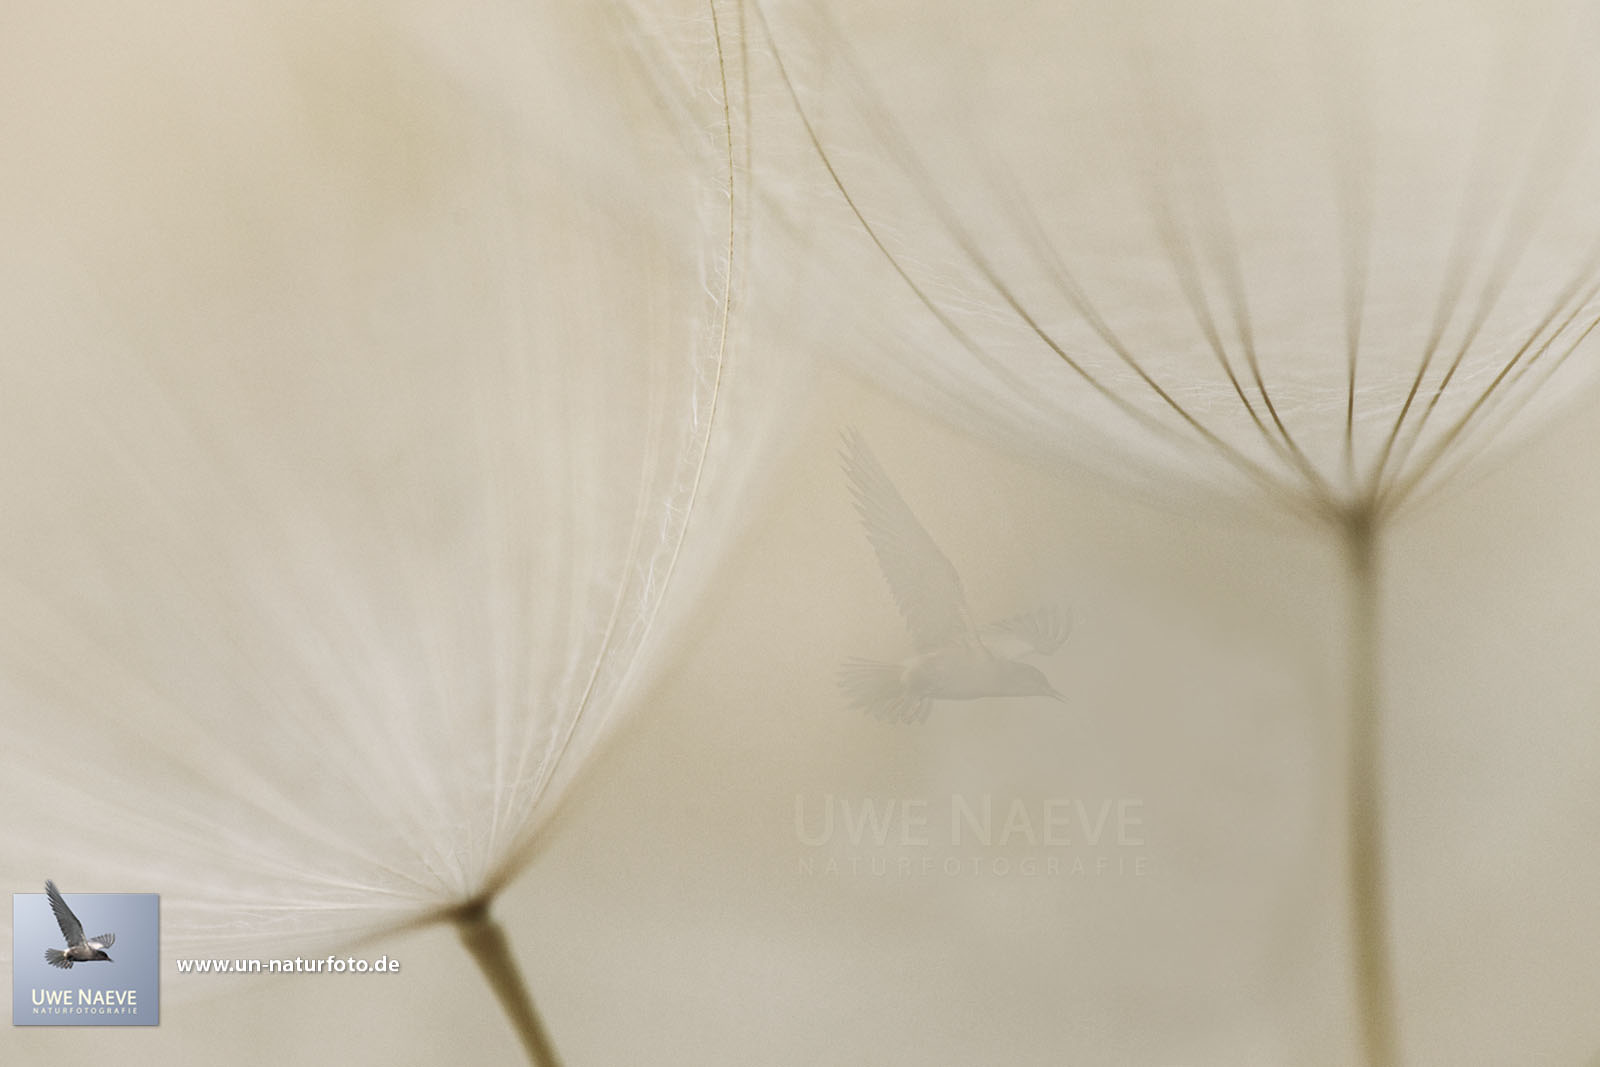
[[1341, 507, 1399, 1067], [453, 897, 563, 1067]]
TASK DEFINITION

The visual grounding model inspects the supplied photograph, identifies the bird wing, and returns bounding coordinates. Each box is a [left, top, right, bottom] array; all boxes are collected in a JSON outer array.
[[88, 933, 115, 949], [842, 429, 975, 652], [45, 880, 85, 947], [982, 605, 1072, 656]]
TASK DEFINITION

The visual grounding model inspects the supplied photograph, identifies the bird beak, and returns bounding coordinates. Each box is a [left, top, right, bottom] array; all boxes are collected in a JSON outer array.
[[1045, 686, 1068, 704]]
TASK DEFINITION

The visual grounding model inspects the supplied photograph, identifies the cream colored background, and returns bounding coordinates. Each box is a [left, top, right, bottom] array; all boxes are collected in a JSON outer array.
[[5, 2, 1600, 1064], [9, 370, 1600, 1064]]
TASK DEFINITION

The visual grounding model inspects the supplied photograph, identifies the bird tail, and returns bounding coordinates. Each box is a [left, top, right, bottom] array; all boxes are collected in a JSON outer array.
[[838, 658, 927, 723], [44, 948, 72, 969]]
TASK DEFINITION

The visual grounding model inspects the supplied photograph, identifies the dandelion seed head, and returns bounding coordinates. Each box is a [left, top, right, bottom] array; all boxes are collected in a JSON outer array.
[[757, 0, 1600, 517], [0, 0, 773, 974]]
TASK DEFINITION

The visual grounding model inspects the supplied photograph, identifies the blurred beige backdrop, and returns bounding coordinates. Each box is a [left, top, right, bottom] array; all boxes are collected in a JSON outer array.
[[5, 2, 1600, 1064], [9, 368, 1600, 1065]]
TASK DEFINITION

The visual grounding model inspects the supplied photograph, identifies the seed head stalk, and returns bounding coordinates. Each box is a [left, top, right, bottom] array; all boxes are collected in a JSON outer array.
[[1341, 504, 1398, 1067], [452, 897, 563, 1067], [440, 3, 739, 1063]]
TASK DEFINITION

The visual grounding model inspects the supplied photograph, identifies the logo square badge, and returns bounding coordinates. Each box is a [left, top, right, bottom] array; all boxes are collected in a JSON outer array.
[[13, 883, 160, 1026]]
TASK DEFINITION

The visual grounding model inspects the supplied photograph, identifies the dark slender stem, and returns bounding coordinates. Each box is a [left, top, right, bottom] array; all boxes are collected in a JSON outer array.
[[1342, 509, 1399, 1066], [453, 898, 563, 1067]]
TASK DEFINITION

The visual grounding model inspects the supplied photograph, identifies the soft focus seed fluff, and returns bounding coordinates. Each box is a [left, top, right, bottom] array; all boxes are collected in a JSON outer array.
[[0, 0, 772, 967], [752, 0, 1600, 517]]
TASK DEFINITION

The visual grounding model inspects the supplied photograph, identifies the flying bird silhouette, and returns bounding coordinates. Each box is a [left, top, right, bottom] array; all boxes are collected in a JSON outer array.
[[43, 880, 115, 969], [839, 430, 1070, 723]]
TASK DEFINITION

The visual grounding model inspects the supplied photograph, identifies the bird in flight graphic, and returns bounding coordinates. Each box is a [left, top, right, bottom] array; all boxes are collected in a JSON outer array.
[[839, 430, 1070, 723], [43, 880, 115, 968]]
